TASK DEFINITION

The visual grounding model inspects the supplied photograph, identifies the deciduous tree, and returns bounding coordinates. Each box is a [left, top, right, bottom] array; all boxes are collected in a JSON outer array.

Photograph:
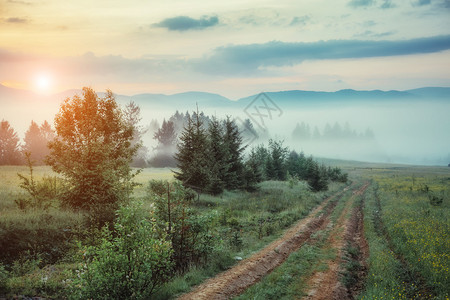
[[46, 87, 138, 220]]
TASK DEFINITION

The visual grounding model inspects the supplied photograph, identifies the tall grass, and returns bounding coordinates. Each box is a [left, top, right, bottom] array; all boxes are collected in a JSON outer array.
[[359, 168, 449, 299]]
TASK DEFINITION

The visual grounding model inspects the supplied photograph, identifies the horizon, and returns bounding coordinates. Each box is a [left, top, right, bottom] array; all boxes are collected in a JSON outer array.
[[1, 82, 449, 101]]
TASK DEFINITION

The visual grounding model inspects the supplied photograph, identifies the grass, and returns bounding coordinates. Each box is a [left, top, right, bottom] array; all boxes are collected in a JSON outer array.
[[0, 166, 343, 298], [358, 167, 449, 299], [2, 163, 448, 299], [152, 180, 344, 299], [234, 181, 358, 299]]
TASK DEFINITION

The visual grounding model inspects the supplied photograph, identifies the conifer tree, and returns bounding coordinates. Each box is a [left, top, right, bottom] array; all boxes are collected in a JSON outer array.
[[268, 139, 289, 181], [22, 120, 52, 165], [0, 120, 21, 165], [222, 117, 245, 190], [174, 111, 209, 192], [206, 117, 228, 195], [242, 148, 263, 191]]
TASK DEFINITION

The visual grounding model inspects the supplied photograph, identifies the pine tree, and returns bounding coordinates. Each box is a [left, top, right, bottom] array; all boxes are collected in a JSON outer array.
[[206, 117, 228, 195], [174, 111, 209, 192], [268, 139, 289, 181], [223, 117, 245, 190], [0, 120, 21, 165], [242, 148, 263, 191]]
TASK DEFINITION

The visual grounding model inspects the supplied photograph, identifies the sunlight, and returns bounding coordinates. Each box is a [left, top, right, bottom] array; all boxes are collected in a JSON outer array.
[[34, 73, 52, 93]]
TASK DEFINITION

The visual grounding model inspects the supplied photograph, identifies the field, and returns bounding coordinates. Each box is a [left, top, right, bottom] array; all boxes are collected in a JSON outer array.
[[0, 163, 449, 299]]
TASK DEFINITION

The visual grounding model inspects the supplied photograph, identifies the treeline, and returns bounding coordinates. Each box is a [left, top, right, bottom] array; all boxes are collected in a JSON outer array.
[[174, 111, 347, 194], [150, 110, 261, 168], [0, 119, 54, 165], [292, 121, 375, 141]]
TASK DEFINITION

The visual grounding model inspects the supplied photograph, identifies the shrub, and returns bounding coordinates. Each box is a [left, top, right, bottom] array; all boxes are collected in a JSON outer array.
[[148, 180, 218, 272], [71, 201, 173, 300]]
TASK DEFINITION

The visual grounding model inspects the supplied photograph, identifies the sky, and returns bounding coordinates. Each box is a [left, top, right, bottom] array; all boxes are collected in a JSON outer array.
[[1, 0, 450, 99]]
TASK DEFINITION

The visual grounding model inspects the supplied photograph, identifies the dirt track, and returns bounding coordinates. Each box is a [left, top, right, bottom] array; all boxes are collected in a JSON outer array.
[[302, 182, 369, 300], [177, 184, 353, 300]]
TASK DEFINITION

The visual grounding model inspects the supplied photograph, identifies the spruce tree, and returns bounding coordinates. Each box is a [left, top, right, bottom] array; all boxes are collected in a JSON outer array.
[[174, 111, 209, 192], [206, 117, 228, 195], [223, 117, 245, 190], [242, 148, 263, 191], [268, 139, 289, 181]]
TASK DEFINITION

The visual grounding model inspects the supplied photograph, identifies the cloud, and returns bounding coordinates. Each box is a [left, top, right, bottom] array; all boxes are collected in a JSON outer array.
[[348, 0, 375, 7], [196, 35, 450, 74], [413, 0, 431, 6], [7, 0, 32, 5], [290, 16, 311, 26], [354, 30, 396, 38], [6, 17, 28, 23], [380, 0, 396, 9], [154, 15, 219, 31]]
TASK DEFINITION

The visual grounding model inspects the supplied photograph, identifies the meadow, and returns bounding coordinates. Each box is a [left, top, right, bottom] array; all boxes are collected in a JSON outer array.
[[0, 163, 448, 299], [0, 166, 341, 298]]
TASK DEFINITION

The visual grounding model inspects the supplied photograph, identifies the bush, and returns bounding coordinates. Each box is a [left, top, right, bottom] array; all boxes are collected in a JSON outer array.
[[71, 201, 173, 300], [0, 264, 8, 294], [16, 152, 64, 210], [148, 180, 218, 272]]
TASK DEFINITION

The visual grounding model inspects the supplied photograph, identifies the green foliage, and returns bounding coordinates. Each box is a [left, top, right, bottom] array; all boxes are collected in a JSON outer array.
[[206, 117, 228, 195], [267, 139, 289, 181], [174, 111, 210, 192], [46, 87, 139, 222], [0, 263, 8, 294], [16, 152, 62, 210], [222, 116, 245, 190], [71, 201, 173, 300], [148, 180, 218, 272]]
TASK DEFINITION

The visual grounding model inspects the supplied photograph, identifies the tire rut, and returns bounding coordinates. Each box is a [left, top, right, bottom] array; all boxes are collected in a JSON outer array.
[[177, 184, 353, 300], [301, 182, 369, 300]]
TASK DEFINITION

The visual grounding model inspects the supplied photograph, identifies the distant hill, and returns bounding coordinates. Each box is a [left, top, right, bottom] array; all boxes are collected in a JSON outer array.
[[1, 84, 449, 117], [237, 87, 449, 108]]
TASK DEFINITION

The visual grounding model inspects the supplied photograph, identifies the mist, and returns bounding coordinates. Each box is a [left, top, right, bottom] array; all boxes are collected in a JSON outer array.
[[1, 85, 449, 166]]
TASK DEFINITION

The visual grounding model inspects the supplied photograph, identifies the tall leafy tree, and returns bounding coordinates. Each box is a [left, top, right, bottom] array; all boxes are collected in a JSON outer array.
[[46, 87, 139, 219], [0, 120, 21, 165]]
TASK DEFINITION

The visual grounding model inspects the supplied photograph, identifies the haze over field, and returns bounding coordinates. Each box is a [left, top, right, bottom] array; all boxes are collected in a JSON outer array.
[[1, 0, 449, 165]]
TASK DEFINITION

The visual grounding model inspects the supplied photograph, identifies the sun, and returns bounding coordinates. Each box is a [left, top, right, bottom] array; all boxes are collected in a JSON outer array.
[[34, 73, 52, 93]]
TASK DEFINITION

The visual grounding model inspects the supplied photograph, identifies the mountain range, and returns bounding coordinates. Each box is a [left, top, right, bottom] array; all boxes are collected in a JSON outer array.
[[1, 84, 449, 110]]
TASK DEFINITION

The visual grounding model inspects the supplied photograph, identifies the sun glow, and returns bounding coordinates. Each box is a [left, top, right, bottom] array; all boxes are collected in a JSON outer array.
[[34, 73, 52, 93]]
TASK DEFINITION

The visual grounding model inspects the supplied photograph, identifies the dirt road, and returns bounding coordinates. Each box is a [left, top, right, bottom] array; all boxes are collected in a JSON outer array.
[[302, 182, 369, 300], [177, 184, 355, 300]]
